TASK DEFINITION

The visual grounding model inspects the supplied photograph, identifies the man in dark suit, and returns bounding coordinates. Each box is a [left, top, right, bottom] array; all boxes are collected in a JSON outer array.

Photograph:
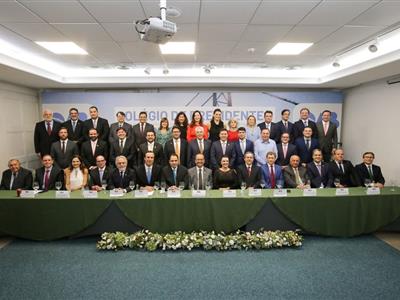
[[275, 109, 295, 143], [187, 153, 213, 190], [164, 126, 188, 167], [257, 110, 279, 142], [82, 106, 109, 142], [138, 131, 164, 166], [187, 126, 212, 168], [50, 127, 79, 169], [34, 154, 64, 191], [34, 109, 62, 157], [109, 127, 136, 168], [109, 111, 133, 144], [61, 107, 84, 147], [328, 149, 361, 187], [316, 110, 338, 162], [307, 149, 331, 188], [355, 152, 385, 188], [132, 111, 155, 150], [293, 107, 318, 140], [234, 127, 254, 167], [107, 156, 136, 192], [161, 153, 189, 189], [261, 152, 284, 188], [210, 129, 236, 169], [283, 155, 309, 189], [236, 152, 261, 188], [135, 151, 162, 191], [276, 133, 297, 167], [0, 159, 33, 190], [89, 155, 113, 191], [81, 128, 108, 169], [294, 127, 319, 165]]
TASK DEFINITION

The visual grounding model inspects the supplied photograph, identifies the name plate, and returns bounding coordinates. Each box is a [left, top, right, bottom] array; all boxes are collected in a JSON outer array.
[[248, 189, 262, 197], [167, 190, 181, 198], [367, 187, 380, 195], [273, 189, 287, 197], [192, 190, 206, 197], [20, 190, 36, 198], [56, 191, 70, 198], [83, 190, 98, 198], [335, 188, 349, 196], [303, 188, 317, 196], [109, 189, 124, 197], [135, 190, 148, 198], [223, 190, 237, 197]]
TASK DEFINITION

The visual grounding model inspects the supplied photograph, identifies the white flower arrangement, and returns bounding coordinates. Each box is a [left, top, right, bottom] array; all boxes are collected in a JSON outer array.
[[96, 230, 303, 251]]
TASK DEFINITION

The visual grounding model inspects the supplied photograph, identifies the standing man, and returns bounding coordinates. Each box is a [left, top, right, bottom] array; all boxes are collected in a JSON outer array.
[[210, 129, 236, 169], [132, 111, 155, 150], [161, 153, 189, 189], [109, 111, 133, 144], [138, 131, 164, 166], [257, 110, 279, 142], [89, 155, 113, 191], [81, 128, 108, 169], [187, 127, 212, 168], [254, 128, 278, 166], [307, 149, 331, 188], [107, 156, 136, 192], [234, 127, 254, 167], [317, 110, 338, 162], [109, 127, 136, 168], [236, 152, 261, 188], [34, 154, 64, 191], [187, 153, 212, 190], [294, 127, 319, 165], [164, 126, 188, 167], [0, 159, 33, 190], [134, 151, 162, 191], [261, 152, 284, 189], [355, 152, 385, 188], [50, 127, 79, 169], [283, 155, 309, 189], [276, 109, 295, 143], [328, 149, 361, 187], [82, 106, 110, 142], [34, 109, 62, 157], [293, 107, 318, 140], [62, 107, 84, 147], [276, 133, 297, 168]]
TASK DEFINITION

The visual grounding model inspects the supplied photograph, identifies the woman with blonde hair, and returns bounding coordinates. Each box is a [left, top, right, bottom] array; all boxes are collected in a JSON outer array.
[[244, 115, 261, 143], [227, 118, 239, 142]]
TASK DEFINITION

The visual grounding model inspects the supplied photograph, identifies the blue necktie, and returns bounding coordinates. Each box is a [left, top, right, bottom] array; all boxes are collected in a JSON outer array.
[[173, 168, 177, 185], [146, 168, 152, 184]]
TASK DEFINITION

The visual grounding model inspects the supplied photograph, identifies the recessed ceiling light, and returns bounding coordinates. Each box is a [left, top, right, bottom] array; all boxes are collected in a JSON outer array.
[[267, 42, 313, 55], [35, 41, 88, 55], [159, 42, 195, 55]]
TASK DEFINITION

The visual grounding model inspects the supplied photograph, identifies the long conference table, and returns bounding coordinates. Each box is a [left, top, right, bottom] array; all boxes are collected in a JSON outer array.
[[0, 188, 400, 241]]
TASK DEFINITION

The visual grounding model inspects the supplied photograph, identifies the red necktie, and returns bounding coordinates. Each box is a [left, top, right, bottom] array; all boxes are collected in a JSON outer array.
[[44, 169, 50, 190], [47, 122, 52, 135], [270, 165, 275, 188]]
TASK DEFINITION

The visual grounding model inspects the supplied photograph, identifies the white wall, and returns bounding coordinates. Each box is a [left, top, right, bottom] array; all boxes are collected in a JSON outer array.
[[342, 77, 400, 184], [0, 81, 39, 173]]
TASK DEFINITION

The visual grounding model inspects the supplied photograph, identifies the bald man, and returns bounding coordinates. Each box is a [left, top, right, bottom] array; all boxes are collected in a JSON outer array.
[[34, 109, 62, 157]]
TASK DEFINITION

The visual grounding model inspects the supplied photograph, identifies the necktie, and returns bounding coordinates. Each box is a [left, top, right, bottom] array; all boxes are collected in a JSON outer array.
[[61, 141, 66, 154], [306, 139, 310, 150], [316, 164, 322, 176], [93, 119, 97, 129], [294, 168, 302, 185], [119, 123, 123, 128], [141, 124, 144, 134], [222, 142, 226, 155], [119, 139, 124, 152], [120, 171, 124, 185], [247, 166, 251, 176], [99, 169, 104, 183], [324, 122, 328, 136], [173, 168, 177, 185], [44, 169, 50, 190], [47, 122, 52, 135], [175, 140, 180, 161], [146, 167, 152, 184], [303, 121, 307, 127], [10, 172, 16, 190], [339, 163, 344, 174], [198, 168, 203, 190], [199, 140, 204, 153], [284, 122, 288, 130], [72, 121, 76, 132], [367, 165, 374, 180], [283, 144, 288, 158], [241, 140, 245, 154], [270, 165, 275, 188], [92, 141, 96, 156]]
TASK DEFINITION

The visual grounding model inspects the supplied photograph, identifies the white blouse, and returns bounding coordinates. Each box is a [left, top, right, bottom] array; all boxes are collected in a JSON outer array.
[[69, 168, 84, 190]]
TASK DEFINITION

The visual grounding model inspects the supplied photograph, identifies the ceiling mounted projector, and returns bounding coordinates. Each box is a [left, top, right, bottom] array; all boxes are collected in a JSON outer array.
[[135, 0, 177, 44]]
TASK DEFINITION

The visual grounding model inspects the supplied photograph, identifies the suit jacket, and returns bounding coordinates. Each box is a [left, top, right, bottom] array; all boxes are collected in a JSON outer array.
[[187, 166, 213, 189], [61, 119, 84, 146], [164, 138, 188, 167], [210, 140, 237, 169], [161, 165, 189, 189], [355, 163, 385, 185], [293, 119, 318, 140], [89, 166, 113, 188], [306, 161, 332, 188], [236, 164, 261, 188], [138, 142, 165, 166], [82, 117, 110, 142], [261, 164, 284, 188], [257, 122, 280, 142], [294, 137, 320, 164], [283, 166, 309, 188], [276, 143, 298, 166], [80, 139, 109, 168], [34, 165, 64, 191], [316, 122, 338, 161], [132, 123, 155, 149], [134, 164, 162, 187], [109, 138, 137, 167], [50, 140, 79, 169], [275, 120, 295, 143], [108, 122, 133, 144], [34, 120, 62, 156], [187, 139, 212, 168], [233, 139, 254, 167], [0, 167, 33, 190], [328, 160, 361, 187], [107, 168, 136, 192]]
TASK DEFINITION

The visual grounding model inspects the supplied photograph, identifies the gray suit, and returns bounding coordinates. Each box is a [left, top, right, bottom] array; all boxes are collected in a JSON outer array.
[[187, 166, 212, 190], [50, 140, 79, 169], [109, 122, 133, 144], [283, 165, 309, 188], [317, 122, 338, 162]]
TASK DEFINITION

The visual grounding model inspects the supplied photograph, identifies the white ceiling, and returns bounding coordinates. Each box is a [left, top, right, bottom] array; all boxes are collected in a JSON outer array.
[[0, 0, 399, 88]]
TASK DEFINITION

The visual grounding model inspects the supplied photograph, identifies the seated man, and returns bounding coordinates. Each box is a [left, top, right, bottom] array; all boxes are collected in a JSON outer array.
[[134, 151, 162, 191], [34, 154, 64, 191], [161, 153, 189, 189], [355, 152, 385, 188], [328, 149, 361, 187], [261, 151, 284, 188], [89, 155, 113, 191], [283, 155, 309, 189], [307, 149, 331, 188], [107, 156, 136, 192], [0, 159, 33, 190], [236, 152, 261, 188], [188, 153, 212, 190]]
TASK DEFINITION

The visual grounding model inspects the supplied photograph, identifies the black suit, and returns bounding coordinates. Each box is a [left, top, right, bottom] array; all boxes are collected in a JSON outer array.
[[34, 165, 64, 191], [328, 160, 361, 187], [306, 161, 331, 188], [161, 165, 189, 189], [62, 119, 84, 146], [34, 120, 62, 156], [210, 140, 236, 169], [233, 139, 254, 167], [0, 168, 33, 190], [187, 139, 212, 168], [355, 163, 385, 185], [164, 138, 188, 167], [80, 139, 109, 168], [138, 142, 165, 166], [109, 138, 137, 167], [276, 143, 298, 167], [82, 117, 110, 142], [135, 164, 162, 187], [132, 123, 155, 149], [236, 165, 261, 188], [107, 168, 136, 192], [293, 119, 318, 140], [275, 120, 295, 143], [257, 122, 279, 142], [294, 137, 320, 164], [50, 140, 79, 169], [89, 166, 113, 189]]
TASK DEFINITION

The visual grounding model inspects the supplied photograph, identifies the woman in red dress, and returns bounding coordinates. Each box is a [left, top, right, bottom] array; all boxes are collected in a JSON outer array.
[[187, 110, 209, 142], [227, 118, 239, 142]]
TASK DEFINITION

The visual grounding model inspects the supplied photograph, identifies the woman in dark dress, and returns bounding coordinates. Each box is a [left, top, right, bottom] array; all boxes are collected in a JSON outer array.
[[174, 111, 188, 140], [213, 156, 239, 189], [208, 108, 225, 142]]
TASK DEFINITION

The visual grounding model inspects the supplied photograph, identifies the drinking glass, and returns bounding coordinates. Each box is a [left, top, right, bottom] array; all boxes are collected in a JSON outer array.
[[334, 178, 341, 188], [33, 181, 39, 191], [129, 181, 135, 191], [364, 179, 372, 188], [179, 181, 185, 191], [55, 181, 62, 191]]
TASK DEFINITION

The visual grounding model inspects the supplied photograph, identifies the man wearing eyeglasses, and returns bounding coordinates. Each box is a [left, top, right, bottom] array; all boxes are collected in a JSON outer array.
[[355, 152, 385, 188]]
